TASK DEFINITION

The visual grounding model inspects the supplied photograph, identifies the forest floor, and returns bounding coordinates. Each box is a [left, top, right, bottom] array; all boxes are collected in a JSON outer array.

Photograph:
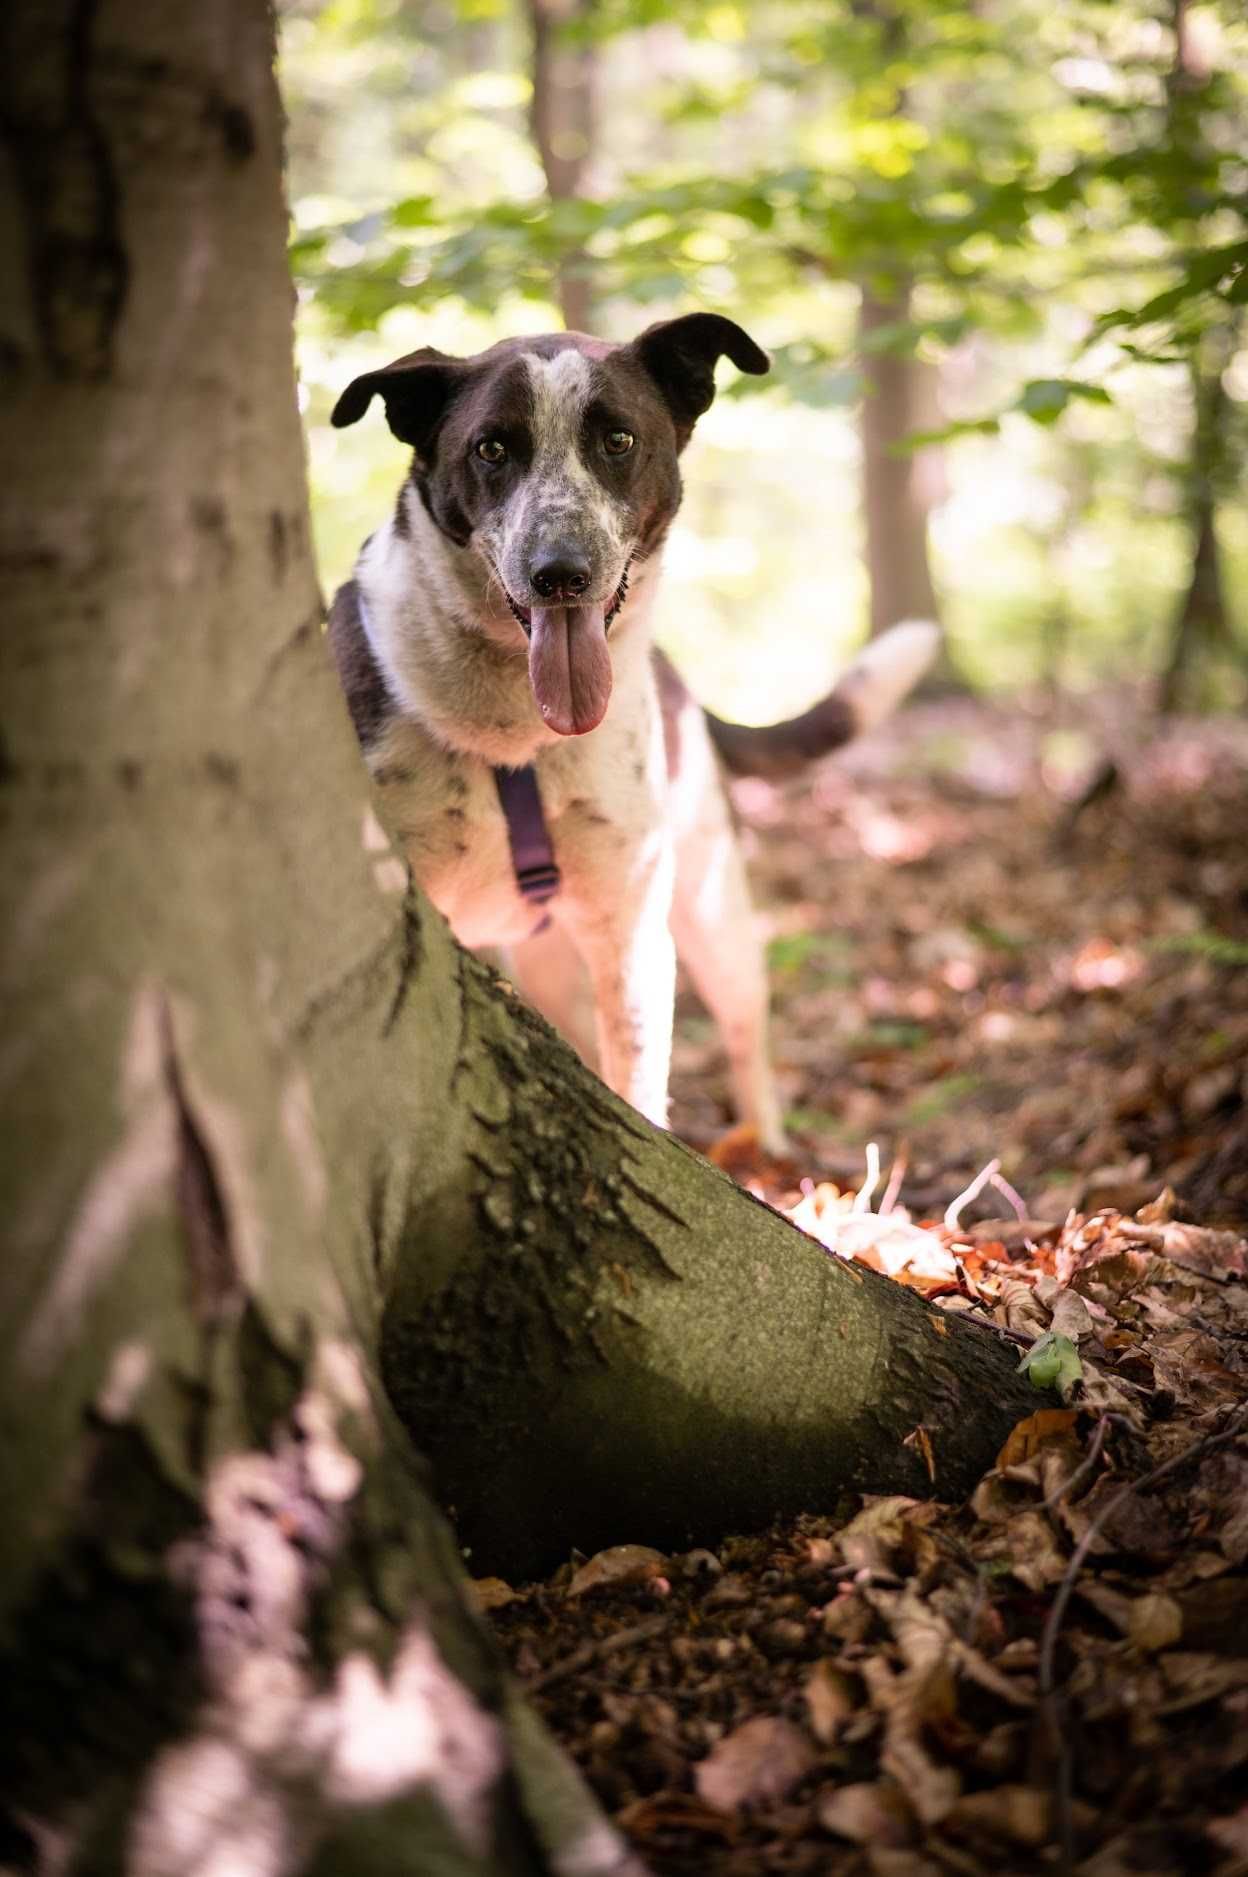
[[484, 690, 1248, 1877]]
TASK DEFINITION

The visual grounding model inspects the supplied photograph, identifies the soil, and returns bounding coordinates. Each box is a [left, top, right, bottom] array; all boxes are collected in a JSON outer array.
[[484, 692, 1248, 1877]]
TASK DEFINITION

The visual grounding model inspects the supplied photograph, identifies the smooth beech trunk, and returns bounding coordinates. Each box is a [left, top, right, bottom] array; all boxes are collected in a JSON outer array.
[[858, 283, 941, 639], [526, 0, 597, 333], [0, 3, 1039, 1871]]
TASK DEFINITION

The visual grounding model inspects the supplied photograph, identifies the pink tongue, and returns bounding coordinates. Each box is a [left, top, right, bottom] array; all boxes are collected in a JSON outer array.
[[528, 604, 612, 736]]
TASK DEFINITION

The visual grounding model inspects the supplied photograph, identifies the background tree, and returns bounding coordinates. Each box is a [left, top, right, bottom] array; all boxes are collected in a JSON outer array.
[[526, 0, 599, 331], [286, 0, 1247, 712]]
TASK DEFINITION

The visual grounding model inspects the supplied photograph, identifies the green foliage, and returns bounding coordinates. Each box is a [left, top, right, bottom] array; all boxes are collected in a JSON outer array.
[[1019, 1332, 1083, 1401], [281, 0, 1248, 708]]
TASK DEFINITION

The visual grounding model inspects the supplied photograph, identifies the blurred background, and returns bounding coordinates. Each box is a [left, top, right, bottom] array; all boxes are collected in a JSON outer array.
[[278, 0, 1248, 1194], [280, 0, 1248, 726]]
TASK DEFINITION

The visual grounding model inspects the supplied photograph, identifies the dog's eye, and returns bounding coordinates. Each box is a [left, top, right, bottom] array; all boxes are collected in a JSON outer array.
[[604, 430, 635, 456], [476, 438, 507, 465]]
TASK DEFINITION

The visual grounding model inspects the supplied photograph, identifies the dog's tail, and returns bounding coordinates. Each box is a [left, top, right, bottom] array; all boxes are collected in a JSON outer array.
[[703, 619, 940, 780]]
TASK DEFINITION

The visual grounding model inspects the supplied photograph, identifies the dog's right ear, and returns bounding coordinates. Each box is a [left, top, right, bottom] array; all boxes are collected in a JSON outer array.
[[331, 347, 468, 458]]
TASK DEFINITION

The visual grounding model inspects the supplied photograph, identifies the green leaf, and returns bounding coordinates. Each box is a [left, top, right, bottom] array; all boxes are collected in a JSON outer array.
[[1017, 378, 1110, 425], [390, 196, 436, 228], [894, 416, 1000, 450], [1019, 1332, 1083, 1401]]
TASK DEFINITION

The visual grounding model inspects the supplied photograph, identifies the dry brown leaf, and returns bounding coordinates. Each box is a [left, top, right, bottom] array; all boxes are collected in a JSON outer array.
[[1076, 1480, 1176, 1557], [996, 1406, 1079, 1469], [864, 1852, 943, 1877], [1136, 1187, 1177, 1224], [986, 1508, 1069, 1590], [1155, 1221, 1246, 1281], [1075, 1580, 1135, 1632], [1157, 1652, 1248, 1715], [566, 1544, 666, 1598], [839, 1496, 922, 1575], [694, 1715, 817, 1814], [953, 1639, 1038, 1709], [996, 1277, 1049, 1338], [948, 1783, 1051, 1848], [1127, 1592, 1184, 1653], [817, 1779, 913, 1846], [614, 1791, 738, 1843], [804, 1659, 858, 1745], [861, 1596, 962, 1825], [469, 1575, 517, 1611], [1050, 1286, 1095, 1341]]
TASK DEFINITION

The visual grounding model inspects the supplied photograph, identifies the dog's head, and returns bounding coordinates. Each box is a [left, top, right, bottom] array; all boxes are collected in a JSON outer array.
[[332, 314, 769, 736]]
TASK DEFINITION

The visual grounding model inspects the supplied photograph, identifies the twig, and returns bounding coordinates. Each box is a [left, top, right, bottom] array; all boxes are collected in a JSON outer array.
[[1038, 1401, 1248, 1696], [880, 1146, 909, 1217], [854, 1141, 881, 1214], [1038, 1402, 1248, 1873], [944, 1158, 1001, 1231], [1040, 1413, 1109, 1511], [990, 1168, 1029, 1225], [529, 1615, 670, 1693]]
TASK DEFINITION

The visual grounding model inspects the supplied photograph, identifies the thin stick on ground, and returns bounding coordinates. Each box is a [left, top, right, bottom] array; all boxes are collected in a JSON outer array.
[[1040, 1413, 1109, 1512], [944, 1158, 1001, 1231], [1038, 1401, 1248, 1874]]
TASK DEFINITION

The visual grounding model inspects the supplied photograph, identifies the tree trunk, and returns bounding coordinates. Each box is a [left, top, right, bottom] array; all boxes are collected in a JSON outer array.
[[525, 0, 596, 332], [0, 6, 637, 1872], [1158, 330, 1235, 713], [1158, 0, 1236, 712], [0, 0, 1041, 1868], [858, 282, 942, 638]]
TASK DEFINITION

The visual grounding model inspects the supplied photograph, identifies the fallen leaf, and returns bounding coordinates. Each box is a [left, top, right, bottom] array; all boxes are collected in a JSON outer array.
[[985, 1509, 1069, 1590], [1050, 1287, 1095, 1341], [839, 1496, 921, 1576], [566, 1544, 667, 1598], [615, 1791, 738, 1842], [470, 1576, 517, 1611], [1128, 1593, 1184, 1653], [695, 1715, 817, 1814], [996, 1407, 1079, 1468], [804, 1659, 858, 1744], [1158, 1221, 1246, 1281], [817, 1779, 912, 1845], [1157, 1652, 1248, 1714], [948, 1783, 1050, 1848]]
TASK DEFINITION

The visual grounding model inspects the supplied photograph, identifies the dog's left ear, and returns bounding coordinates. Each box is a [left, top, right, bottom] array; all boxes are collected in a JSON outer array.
[[331, 346, 469, 460], [631, 313, 769, 443]]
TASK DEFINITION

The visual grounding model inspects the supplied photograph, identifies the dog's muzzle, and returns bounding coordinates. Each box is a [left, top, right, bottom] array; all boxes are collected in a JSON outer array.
[[503, 561, 633, 738]]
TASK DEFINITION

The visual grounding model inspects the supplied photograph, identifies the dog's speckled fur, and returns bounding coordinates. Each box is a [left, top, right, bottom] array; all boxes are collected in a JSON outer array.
[[329, 316, 937, 1146]]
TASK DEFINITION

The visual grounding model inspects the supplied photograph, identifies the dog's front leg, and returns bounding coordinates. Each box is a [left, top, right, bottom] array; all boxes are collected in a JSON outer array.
[[562, 844, 676, 1129]]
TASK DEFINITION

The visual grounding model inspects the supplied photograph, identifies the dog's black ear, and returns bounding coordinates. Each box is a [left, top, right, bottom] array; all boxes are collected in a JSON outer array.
[[632, 313, 769, 442], [331, 347, 468, 457]]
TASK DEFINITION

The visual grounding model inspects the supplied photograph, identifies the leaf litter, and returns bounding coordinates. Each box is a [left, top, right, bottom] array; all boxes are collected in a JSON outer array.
[[487, 695, 1248, 1875]]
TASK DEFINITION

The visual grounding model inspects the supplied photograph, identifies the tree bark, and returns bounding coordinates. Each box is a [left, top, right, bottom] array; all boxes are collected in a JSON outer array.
[[525, 0, 597, 332], [0, 6, 637, 1872], [1158, 0, 1236, 712], [1158, 327, 1236, 713], [858, 282, 942, 638], [0, 0, 1041, 1868]]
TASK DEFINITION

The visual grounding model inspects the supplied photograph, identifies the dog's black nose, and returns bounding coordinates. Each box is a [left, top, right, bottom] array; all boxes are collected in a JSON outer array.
[[531, 554, 591, 601]]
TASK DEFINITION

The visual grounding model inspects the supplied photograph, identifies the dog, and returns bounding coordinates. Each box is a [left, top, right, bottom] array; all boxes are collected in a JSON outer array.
[[328, 314, 937, 1153]]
